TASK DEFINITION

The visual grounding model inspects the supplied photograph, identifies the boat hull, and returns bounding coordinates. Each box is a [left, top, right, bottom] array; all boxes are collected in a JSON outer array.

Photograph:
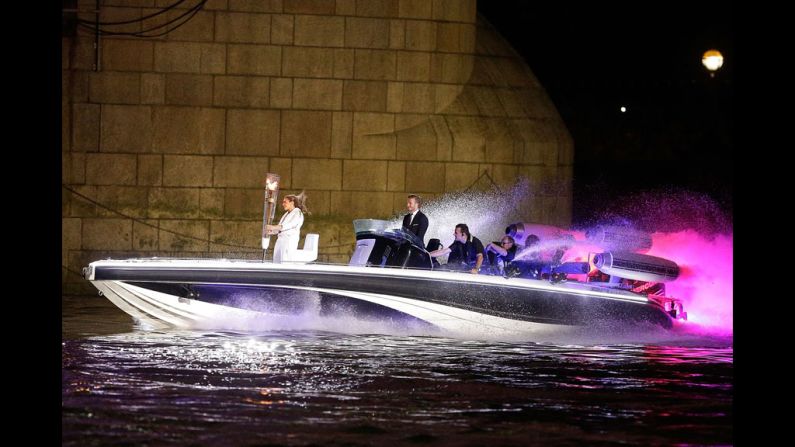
[[85, 259, 676, 335]]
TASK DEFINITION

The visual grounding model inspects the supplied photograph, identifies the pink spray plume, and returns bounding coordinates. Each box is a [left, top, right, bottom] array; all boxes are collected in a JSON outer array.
[[647, 231, 733, 334], [573, 189, 733, 336]]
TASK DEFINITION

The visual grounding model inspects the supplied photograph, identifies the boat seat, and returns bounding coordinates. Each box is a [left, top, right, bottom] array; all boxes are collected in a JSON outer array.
[[282, 233, 319, 263]]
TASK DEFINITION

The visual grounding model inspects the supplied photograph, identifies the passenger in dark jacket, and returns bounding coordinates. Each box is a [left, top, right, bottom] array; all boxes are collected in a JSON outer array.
[[429, 223, 484, 274]]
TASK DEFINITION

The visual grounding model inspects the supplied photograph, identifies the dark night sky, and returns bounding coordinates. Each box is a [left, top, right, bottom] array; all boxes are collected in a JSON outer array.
[[477, 1, 734, 224]]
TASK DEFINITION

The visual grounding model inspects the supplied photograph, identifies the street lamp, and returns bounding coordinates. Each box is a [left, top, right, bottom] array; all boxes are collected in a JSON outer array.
[[702, 49, 724, 78]]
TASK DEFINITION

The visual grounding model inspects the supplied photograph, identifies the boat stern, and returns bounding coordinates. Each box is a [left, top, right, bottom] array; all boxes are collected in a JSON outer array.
[[648, 294, 687, 321]]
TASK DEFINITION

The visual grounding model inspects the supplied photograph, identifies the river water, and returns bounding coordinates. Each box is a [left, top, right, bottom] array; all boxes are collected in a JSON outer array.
[[62, 293, 733, 446]]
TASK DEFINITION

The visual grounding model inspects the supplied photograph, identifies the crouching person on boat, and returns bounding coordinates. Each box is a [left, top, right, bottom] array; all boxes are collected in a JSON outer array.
[[483, 235, 518, 275], [266, 192, 310, 263], [429, 223, 484, 274]]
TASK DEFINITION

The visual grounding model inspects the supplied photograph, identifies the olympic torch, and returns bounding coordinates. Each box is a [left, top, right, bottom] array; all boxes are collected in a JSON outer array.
[[261, 173, 281, 261]]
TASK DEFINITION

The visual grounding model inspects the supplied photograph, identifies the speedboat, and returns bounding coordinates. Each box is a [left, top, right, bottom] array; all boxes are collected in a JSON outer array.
[[83, 219, 687, 337]]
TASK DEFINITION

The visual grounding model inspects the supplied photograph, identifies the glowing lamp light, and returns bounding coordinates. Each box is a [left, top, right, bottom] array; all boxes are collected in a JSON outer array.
[[701, 49, 724, 77]]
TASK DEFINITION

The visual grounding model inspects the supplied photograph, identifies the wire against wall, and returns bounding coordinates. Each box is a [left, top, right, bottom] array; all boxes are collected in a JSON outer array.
[[61, 184, 354, 251], [62, 169, 517, 254]]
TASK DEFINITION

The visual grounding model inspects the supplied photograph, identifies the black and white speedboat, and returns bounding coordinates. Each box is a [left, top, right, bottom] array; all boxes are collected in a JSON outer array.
[[83, 219, 687, 337]]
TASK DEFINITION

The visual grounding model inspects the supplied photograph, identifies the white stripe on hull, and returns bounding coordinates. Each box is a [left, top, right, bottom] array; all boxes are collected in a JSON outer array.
[[267, 284, 574, 336], [94, 281, 274, 330], [94, 280, 575, 337]]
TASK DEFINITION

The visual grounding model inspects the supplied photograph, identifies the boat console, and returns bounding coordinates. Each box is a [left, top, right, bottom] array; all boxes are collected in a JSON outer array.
[[349, 219, 433, 269]]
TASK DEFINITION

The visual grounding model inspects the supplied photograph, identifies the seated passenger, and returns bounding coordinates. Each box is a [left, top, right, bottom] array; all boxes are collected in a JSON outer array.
[[429, 223, 484, 274], [511, 234, 576, 280], [483, 235, 518, 275], [505, 234, 543, 279]]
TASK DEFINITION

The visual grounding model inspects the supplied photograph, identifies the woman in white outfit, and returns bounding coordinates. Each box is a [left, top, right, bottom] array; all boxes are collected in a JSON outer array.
[[266, 192, 309, 263]]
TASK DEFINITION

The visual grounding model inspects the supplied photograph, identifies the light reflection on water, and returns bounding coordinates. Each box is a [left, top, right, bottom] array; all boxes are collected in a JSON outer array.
[[63, 294, 732, 446]]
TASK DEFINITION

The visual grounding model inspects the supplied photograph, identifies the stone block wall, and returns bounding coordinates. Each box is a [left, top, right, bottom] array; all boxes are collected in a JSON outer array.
[[62, 0, 573, 293]]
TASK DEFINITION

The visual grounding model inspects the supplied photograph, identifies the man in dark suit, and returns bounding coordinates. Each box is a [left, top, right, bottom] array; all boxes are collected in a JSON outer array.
[[402, 194, 429, 245]]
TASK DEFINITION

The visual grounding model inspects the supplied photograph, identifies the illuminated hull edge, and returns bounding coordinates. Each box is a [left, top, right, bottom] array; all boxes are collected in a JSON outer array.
[[84, 259, 680, 334]]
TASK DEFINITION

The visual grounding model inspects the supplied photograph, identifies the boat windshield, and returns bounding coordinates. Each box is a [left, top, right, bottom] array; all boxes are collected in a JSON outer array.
[[353, 219, 425, 249], [353, 219, 398, 234]]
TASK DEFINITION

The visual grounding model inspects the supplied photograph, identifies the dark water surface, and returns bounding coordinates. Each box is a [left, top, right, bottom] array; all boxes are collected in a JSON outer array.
[[63, 294, 733, 446]]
